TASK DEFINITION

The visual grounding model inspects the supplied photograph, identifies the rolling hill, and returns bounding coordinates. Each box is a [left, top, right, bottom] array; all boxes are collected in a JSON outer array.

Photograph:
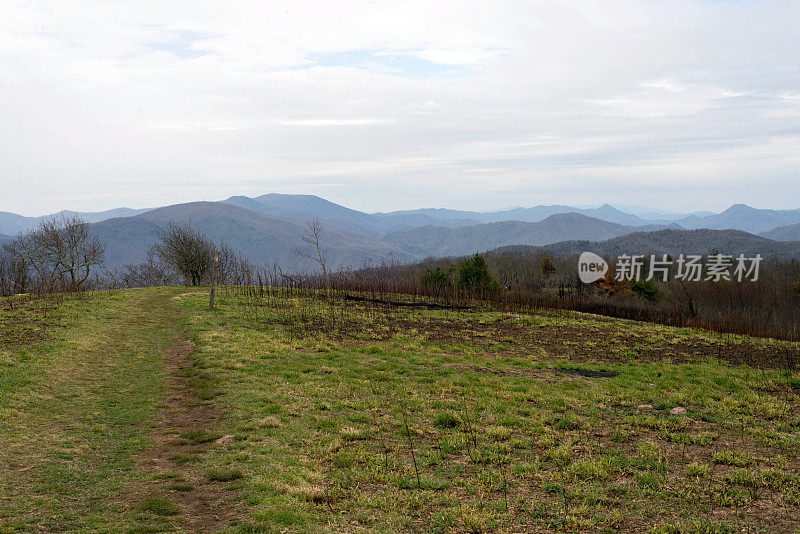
[[677, 204, 800, 234], [93, 201, 411, 271], [530, 229, 800, 260], [88, 204, 691, 272], [376, 203, 668, 227], [382, 213, 671, 257], [0, 207, 152, 236], [7, 196, 800, 241], [5, 196, 800, 274], [760, 222, 800, 242], [384, 203, 800, 234], [223, 193, 478, 234], [488, 203, 669, 226]]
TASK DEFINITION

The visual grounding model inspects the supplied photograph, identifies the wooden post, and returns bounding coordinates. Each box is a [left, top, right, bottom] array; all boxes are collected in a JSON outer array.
[[209, 251, 220, 310]]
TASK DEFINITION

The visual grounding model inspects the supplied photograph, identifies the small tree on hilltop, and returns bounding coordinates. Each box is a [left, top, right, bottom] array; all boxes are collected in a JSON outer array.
[[457, 254, 500, 294]]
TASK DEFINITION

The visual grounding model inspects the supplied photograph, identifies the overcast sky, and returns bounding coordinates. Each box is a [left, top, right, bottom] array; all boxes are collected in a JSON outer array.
[[1, 0, 799, 216]]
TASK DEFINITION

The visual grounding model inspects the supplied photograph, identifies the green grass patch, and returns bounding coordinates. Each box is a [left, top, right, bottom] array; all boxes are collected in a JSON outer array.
[[138, 497, 180, 517]]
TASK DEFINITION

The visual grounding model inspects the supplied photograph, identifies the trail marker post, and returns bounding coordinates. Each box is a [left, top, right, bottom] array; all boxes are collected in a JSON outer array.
[[209, 251, 220, 310]]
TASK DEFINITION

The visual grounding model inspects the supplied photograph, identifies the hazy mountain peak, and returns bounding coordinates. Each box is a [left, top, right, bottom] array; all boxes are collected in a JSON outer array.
[[723, 203, 756, 213], [542, 211, 617, 224]]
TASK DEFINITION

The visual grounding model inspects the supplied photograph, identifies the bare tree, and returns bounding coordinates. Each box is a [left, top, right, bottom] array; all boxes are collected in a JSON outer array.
[[295, 218, 328, 283], [7, 219, 61, 291], [215, 243, 238, 285], [151, 222, 216, 286], [60, 216, 105, 289], [5, 215, 104, 292], [0, 250, 13, 297], [0, 246, 28, 296]]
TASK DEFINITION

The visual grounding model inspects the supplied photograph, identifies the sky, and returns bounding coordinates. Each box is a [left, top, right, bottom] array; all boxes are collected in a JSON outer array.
[[1, 0, 799, 216]]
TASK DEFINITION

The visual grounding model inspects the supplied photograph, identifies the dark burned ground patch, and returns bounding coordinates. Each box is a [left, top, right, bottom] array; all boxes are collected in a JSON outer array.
[[554, 367, 620, 378], [266, 297, 799, 370], [120, 338, 241, 532], [403, 314, 799, 370]]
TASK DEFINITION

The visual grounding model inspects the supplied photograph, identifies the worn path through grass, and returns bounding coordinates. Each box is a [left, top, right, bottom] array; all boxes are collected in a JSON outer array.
[[0, 288, 240, 532]]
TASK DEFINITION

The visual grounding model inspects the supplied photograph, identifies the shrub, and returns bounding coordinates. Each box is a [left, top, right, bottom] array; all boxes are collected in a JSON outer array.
[[420, 266, 452, 290], [630, 279, 662, 302], [541, 256, 556, 276]]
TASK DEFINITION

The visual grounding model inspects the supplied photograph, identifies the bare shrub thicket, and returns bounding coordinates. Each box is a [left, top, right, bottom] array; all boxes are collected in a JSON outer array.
[[121, 250, 181, 288]]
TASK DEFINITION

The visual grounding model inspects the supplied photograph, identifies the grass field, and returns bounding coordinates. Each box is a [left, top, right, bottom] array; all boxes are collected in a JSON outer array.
[[1, 287, 799, 532]]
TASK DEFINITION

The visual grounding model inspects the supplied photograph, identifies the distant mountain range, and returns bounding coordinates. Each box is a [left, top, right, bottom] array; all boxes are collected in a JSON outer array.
[[383, 213, 679, 257], [5, 197, 800, 237], [1, 195, 799, 272], [222, 193, 478, 235], [0, 208, 152, 236], [677, 204, 800, 234], [609, 205, 715, 221], [372, 203, 672, 227], [92, 202, 412, 272]]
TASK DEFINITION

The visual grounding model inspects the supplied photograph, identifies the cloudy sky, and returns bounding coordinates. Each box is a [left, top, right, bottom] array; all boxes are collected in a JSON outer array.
[[1, 0, 799, 216]]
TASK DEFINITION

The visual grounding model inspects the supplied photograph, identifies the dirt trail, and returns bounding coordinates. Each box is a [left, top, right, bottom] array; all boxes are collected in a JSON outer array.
[[125, 337, 240, 532]]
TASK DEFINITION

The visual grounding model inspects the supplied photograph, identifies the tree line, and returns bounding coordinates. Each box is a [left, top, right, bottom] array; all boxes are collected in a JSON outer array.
[[4, 215, 800, 342], [0, 218, 250, 296]]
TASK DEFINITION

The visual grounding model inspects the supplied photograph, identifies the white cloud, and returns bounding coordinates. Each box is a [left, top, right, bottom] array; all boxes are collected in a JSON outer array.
[[281, 118, 397, 127], [1, 0, 799, 215], [639, 80, 687, 93]]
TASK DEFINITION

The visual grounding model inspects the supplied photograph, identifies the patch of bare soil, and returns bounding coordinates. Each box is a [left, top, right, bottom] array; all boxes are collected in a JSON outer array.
[[0, 297, 68, 347], [122, 338, 241, 532], [289, 299, 798, 370]]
